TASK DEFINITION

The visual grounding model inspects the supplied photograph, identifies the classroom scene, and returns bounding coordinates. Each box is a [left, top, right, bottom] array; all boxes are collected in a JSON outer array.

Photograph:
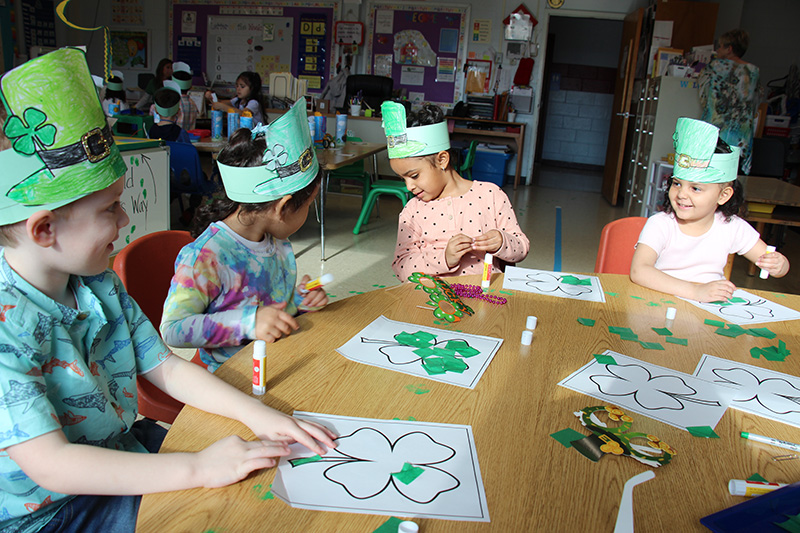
[[1, 0, 800, 531]]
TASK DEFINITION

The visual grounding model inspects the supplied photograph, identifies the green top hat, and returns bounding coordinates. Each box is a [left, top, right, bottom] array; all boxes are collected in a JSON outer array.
[[172, 61, 193, 91], [672, 118, 739, 183], [0, 47, 126, 225], [218, 97, 318, 203], [380, 101, 450, 159]]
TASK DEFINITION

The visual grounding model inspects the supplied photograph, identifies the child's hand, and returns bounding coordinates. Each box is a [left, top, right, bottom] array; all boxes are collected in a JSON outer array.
[[195, 435, 290, 488], [756, 250, 790, 278], [693, 280, 736, 303], [246, 409, 338, 456], [297, 275, 328, 311], [445, 234, 473, 268], [471, 230, 503, 254], [255, 302, 299, 342], [204, 90, 214, 102]]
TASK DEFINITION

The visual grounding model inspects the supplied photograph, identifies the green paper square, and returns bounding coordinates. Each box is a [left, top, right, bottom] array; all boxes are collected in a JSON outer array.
[[373, 517, 404, 533], [665, 337, 688, 346], [432, 347, 457, 357], [446, 340, 469, 351], [413, 347, 436, 358], [550, 428, 586, 448], [704, 319, 725, 327], [609, 326, 635, 335], [747, 473, 769, 482], [651, 327, 673, 336], [593, 353, 617, 365], [442, 357, 468, 373], [456, 346, 480, 358], [748, 327, 777, 339], [291, 454, 322, 466], [775, 515, 800, 533], [577, 317, 596, 327], [639, 341, 665, 350], [687, 426, 720, 438], [729, 296, 747, 304], [391, 462, 425, 484], [715, 327, 746, 338], [750, 347, 763, 359], [619, 332, 640, 342]]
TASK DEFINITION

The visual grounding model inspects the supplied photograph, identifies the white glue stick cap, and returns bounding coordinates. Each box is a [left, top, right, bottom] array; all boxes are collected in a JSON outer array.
[[760, 246, 776, 279], [398, 521, 419, 533], [320, 273, 334, 285], [521, 330, 533, 345], [526, 316, 538, 330], [666, 307, 676, 320], [254, 339, 266, 357]]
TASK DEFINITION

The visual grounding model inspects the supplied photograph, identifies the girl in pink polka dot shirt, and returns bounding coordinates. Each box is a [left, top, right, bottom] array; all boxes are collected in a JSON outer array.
[[381, 103, 530, 282]]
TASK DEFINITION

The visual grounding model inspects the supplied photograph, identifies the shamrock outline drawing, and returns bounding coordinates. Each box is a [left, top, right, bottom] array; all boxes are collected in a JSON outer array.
[[711, 367, 800, 416], [4, 108, 57, 156], [507, 272, 594, 298]]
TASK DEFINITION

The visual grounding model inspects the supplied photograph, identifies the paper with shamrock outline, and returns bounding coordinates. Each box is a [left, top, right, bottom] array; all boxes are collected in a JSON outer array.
[[502, 266, 606, 303], [559, 350, 735, 431], [681, 289, 800, 326], [271, 412, 489, 522]]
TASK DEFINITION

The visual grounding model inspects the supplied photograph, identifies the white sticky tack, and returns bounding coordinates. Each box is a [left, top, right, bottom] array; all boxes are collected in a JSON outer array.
[[398, 521, 419, 533], [521, 330, 533, 345], [526, 316, 538, 331]]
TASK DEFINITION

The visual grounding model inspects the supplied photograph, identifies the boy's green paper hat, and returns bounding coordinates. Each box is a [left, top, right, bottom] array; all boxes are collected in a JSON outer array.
[[0, 47, 126, 225], [380, 101, 450, 159], [672, 117, 739, 183], [218, 97, 318, 203], [172, 61, 193, 90]]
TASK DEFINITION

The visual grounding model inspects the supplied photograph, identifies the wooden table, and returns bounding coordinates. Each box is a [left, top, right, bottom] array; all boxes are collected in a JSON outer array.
[[317, 141, 387, 261], [137, 273, 800, 532], [447, 117, 526, 189], [192, 137, 227, 156], [742, 175, 800, 274]]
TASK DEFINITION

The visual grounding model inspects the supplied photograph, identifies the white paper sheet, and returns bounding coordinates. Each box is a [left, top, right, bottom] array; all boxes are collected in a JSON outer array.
[[682, 289, 800, 326], [694, 354, 800, 429], [272, 412, 490, 522], [502, 266, 606, 303], [336, 316, 502, 389], [558, 351, 733, 431]]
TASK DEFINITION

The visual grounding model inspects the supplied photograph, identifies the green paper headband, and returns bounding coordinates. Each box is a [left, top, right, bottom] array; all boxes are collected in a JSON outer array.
[[381, 101, 450, 159], [172, 61, 192, 91], [672, 117, 739, 183], [107, 70, 124, 92], [0, 47, 126, 225], [154, 81, 181, 117], [218, 97, 318, 203]]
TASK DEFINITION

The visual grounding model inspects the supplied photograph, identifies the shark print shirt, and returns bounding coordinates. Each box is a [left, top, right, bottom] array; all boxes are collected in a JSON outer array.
[[160, 222, 303, 372], [0, 254, 169, 532]]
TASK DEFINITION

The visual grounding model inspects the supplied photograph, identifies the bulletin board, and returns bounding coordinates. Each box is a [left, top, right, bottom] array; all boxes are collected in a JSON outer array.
[[170, 1, 339, 92], [366, 2, 469, 106]]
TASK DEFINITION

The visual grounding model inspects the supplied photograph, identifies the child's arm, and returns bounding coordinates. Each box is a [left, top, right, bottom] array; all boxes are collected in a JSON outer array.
[[469, 188, 530, 262], [295, 274, 329, 312], [630, 243, 736, 302], [742, 239, 790, 278]]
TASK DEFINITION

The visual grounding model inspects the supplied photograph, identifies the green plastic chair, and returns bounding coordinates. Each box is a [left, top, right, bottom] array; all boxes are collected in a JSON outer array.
[[112, 114, 155, 138], [328, 136, 372, 209], [459, 140, 478, 180], [353, 180, 412, 235]]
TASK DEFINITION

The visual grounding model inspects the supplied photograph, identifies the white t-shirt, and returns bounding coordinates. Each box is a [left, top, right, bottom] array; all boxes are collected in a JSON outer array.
[[637, 211, 760, 283]]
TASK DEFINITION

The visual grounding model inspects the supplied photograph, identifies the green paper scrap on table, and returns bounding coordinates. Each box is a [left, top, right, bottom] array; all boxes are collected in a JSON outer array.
[[550, 427, 586, 448], [661, 299, 676, 304], [646, 301, 661, 307], [609, 326, 635, 335], [652, 327, 673, 336], [605, 292, 619, 297], [704, 319, 725, 328], [499, 290, 514, 295], [715, 326, 747, 338], [748, 327, 777, 339], [593, 353, 617, 365], [639, 341, 665, 350], [665, 336, 688, 346], [630, 295, 645, 300], [391, 462, 424, 485], [392, 416, 417, 421], [747, 473, 769, 482], [373, 517, 404, 533], [291, 455, 322, 466], [405, 384, 430, 394], [776, 513, 800, 533], [750, 341, 791, 361], [251, 483, 274, 500], [577, 318, 596, 327], [619, 332, 640, 342], [446, 340, 479, 357], [687, 426, 720, 438]]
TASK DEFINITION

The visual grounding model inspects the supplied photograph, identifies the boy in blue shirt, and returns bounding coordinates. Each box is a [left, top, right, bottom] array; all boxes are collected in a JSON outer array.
[[0, 48, 335, 532]]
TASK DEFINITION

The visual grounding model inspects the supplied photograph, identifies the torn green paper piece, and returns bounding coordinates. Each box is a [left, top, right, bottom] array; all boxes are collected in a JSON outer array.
[[630, 295, 645, 300], [499, 290, 513, 295], [665, 337, 688, 346], [639, 341, 665, 350], [729, 296, 747, 304], [752, 341, 791, 362], [619, 332, 640, 342], [646, 302, 661, 307], [776, 514, 800, 533], [748, 327, 777, 339], [704, 319, 725, 328], [687, 426, 720, 438], [605, 292, 619, 297], [550, 428, 586, 448], [593, 353, 617, 365], [561, 275, 591, 286], [747, 473, 769, 482], [432, 347, 457, 357], [391, 462, 424, 485], [405, 384, 430, 394], [577, 318, 596, 327], [651, 327, 673, 336], [441, 355, 468, 373], [395, 331, 435, 348], [373, 517, 404, 533], [291, 455, 322, 466], [422, 359, 446, 375], [446, 340, 470, 351], [413, 347, 436, 358], [715, 327, 747, 338], [609, 326, 635, 335]]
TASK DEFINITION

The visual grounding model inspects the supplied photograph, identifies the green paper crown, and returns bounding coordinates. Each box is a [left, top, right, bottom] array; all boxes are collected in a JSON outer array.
[[672, 118, 738, 183], [218, 98, 318, 203], [172, 61, 192, 91], [380, 101, 450, 159], [0, 47, 126, 225]]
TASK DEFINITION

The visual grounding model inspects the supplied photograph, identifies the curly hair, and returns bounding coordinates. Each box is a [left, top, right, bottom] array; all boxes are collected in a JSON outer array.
[[404, 103, 454, 171], [190, 128, 320, 237]]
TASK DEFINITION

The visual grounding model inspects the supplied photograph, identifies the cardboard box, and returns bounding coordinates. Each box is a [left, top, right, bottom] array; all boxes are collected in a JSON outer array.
[[766, 115, 790, 128]]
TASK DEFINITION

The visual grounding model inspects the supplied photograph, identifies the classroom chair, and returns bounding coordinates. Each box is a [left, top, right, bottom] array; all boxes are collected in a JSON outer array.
[[112, 230, 206, 424], [594, 217, 647, 275], [166, 141, 218, 214], [459, 140, 478, 180], [112, 114, 154, 138], [327, 136, 372, 213], [352, 180, 412, 235]]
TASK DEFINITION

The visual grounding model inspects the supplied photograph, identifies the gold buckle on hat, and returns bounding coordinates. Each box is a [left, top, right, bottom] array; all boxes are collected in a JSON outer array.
[[298, 148, 314, 172], [81, 128, 111, 163]]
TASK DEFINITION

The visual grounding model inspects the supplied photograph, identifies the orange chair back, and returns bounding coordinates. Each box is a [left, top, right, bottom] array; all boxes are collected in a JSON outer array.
[[112, 230, 198, 424], [594, 217, 647, 275]]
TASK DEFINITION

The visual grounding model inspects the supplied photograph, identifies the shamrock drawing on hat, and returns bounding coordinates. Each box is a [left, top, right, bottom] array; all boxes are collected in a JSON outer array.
[[4, 108, 56, 156]]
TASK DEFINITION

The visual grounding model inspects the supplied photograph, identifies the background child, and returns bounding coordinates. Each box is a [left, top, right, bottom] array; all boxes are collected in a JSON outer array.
[[171, 61, 198, 131], [101, 70, 130, 117], [206, 71, 264, 126], [382, 102, 529, 282], [136, 57, 173, 111], [0, 48, 335, 533], [630, 118, 789, 302], [147, 80, 191, 143], [161, 99, 326, 372]]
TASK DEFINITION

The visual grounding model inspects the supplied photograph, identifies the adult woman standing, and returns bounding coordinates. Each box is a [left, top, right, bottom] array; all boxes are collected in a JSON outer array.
[[699, 28, 761, 175], [135, 58, 174, 110]]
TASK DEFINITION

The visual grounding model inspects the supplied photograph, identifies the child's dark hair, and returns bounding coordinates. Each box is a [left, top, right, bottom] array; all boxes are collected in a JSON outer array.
[[405, 104, 454, 171], [236, 71, 263, 110], [105, 76, 126, 101], [191, 128, 320, 237], [153, 88, 180, 116]]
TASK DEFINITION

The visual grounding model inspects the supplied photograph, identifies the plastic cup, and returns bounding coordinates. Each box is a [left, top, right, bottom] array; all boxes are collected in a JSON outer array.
[[350, 104, 361, 117]]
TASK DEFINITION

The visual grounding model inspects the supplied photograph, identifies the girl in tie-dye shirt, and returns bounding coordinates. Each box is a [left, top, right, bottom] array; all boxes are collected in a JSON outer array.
[[161, 128, 327, 371]]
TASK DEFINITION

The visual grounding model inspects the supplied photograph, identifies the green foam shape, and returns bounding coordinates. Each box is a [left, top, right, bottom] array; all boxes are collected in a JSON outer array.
[[577, 317, 596, 327], [639, 341, 665, 350], [704, 319, 725, 327], [391, 462, 424, 485], [651, 327, 673, 336], [593, 353, 617, 365], [687, 426, 720, 438], [665, 337, 688, 346], [550, 427, 586, 448]]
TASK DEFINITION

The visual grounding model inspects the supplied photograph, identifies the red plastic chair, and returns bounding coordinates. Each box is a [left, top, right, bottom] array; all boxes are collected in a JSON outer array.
[[594, 217, 647, 275], [113, 230, 205, 424]]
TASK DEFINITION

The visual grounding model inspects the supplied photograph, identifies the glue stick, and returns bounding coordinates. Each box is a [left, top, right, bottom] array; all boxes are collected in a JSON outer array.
[[728, 479, 787, 497], [481, 253, 494, 291], [302, 273, 334, 293], [760, 245, 776, 279], [252, 340, 266, 396]]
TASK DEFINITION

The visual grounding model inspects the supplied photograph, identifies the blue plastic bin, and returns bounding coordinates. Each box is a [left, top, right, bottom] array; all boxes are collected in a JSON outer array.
[[468, 146, 511, 186]]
